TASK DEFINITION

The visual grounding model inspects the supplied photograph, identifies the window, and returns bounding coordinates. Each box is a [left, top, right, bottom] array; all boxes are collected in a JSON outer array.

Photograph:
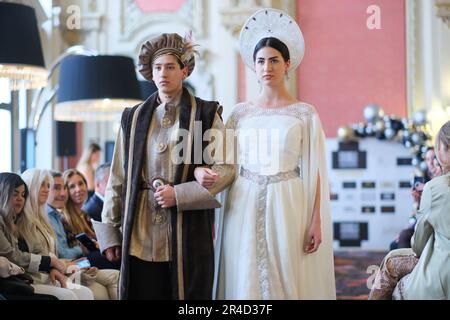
[[0, 109, 11, 172], [0, 79, 12, 172]]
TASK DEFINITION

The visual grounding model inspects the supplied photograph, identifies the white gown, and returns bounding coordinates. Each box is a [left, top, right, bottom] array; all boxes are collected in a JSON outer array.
[[215, 102, 336, 300]]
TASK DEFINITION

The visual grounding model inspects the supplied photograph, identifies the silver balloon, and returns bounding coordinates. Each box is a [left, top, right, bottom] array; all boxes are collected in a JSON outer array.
[[419, 161, 428, 172], [413, 110, 427, 126], [384, 127, 396, 140], [357, 123, 366, 136], [401, 118, 410, 128], [411, 158, 419, 167], [411, 132, 422, 145], [365, 123, 374, 135], [403, 130, 410, 139], [364, 104, 384, 123], [405, 141, 412, 148]]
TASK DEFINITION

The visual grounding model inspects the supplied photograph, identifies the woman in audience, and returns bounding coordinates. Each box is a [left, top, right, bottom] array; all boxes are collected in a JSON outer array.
[[21, 168, 119, 300], [76, 142, 102, 198], [0, 172, 93, 300], [369, 120, 450, 299], [61, 169, 96, 244], [62, 169, 119, 270]]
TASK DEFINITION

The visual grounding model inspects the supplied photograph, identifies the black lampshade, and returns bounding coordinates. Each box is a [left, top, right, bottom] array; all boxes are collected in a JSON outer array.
[[0, 2, 47, 89], [55, 55, 142, 121], [139, 80, 158, 100]]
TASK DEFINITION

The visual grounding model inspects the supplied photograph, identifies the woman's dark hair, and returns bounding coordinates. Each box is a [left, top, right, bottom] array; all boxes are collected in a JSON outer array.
[[253, 37, 290, 62], [0, 173, 29, 233], [0, 173, 29, 203]]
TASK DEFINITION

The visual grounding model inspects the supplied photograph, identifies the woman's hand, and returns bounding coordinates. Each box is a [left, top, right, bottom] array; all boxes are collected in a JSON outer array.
[[49, 269, 67, 288], [194, 167, 219, 189], [50, 256, 67, 274], [304, 219, 322, 254]]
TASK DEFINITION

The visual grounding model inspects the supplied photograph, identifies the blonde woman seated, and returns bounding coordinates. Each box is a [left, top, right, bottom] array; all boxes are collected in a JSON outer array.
[[21, 168, 119, 300], [369, 120, 450, 300], [0, 172, 93, 300]]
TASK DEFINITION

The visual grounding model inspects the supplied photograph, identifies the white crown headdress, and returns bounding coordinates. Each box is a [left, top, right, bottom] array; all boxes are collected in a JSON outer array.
[[239, 8, 305, 73]]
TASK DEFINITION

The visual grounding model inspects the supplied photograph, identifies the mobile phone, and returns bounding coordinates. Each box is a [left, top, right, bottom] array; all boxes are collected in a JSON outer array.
[[75, 258, 91, 269], [75, 233, 99, 252], [413, 176, 425, 189]]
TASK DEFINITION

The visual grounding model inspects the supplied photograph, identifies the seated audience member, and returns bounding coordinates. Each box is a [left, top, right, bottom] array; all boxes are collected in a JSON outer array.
[[369, 120, 450, 299], [390, 147, 442, 250], [47, 171, 120, 269], [82, 163, 111, 222], [0, 172, 93, 300], [61, 169, 120, 270], [22, 169, 118, 300], [47, 171, 83, 260]]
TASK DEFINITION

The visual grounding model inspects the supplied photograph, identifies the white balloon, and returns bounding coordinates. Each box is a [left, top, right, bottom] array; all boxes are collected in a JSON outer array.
[[413, 110, 427, 126]]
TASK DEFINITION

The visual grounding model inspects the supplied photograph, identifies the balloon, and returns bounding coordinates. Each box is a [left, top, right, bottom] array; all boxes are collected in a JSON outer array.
[[419, 161, 428, 172], [337, 126, 355, 142], [411, 132, 422, 145], [375, 120, 385, 132], [356, 123, 366, 136], [402, 130, 410, 139], [384, 128, 396, 140], [401, 118, 410, 128], [391, 119, 404, 131], [364, 104, 384, 123], [365, 123, 375, 136], [413, 110, 428, 126]]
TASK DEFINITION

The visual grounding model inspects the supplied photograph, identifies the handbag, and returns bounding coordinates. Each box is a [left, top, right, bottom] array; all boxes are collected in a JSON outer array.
[[0, 275, 35, 296]]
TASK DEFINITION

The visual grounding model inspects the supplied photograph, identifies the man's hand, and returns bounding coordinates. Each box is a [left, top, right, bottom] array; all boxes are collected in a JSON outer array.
[[49, 269, 67, 288], [194, 167, 219, 189], [104, 246, 121, 262], [154, 185, 176, 208]]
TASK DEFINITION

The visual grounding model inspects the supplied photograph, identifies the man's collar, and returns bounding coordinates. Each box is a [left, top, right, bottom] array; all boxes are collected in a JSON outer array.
[[157, 89, 183, 107]]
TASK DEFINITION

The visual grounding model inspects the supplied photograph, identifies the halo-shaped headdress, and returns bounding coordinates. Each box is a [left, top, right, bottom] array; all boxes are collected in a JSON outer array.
[[239, 8, 305, 73]]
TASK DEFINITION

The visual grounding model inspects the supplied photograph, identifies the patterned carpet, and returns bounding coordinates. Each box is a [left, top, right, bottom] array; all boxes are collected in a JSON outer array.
[[334, 250, 387, 300]]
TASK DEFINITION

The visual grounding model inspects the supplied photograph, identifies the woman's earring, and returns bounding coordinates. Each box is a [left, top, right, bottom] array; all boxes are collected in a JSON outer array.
[[285, 71, 290, 81]]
